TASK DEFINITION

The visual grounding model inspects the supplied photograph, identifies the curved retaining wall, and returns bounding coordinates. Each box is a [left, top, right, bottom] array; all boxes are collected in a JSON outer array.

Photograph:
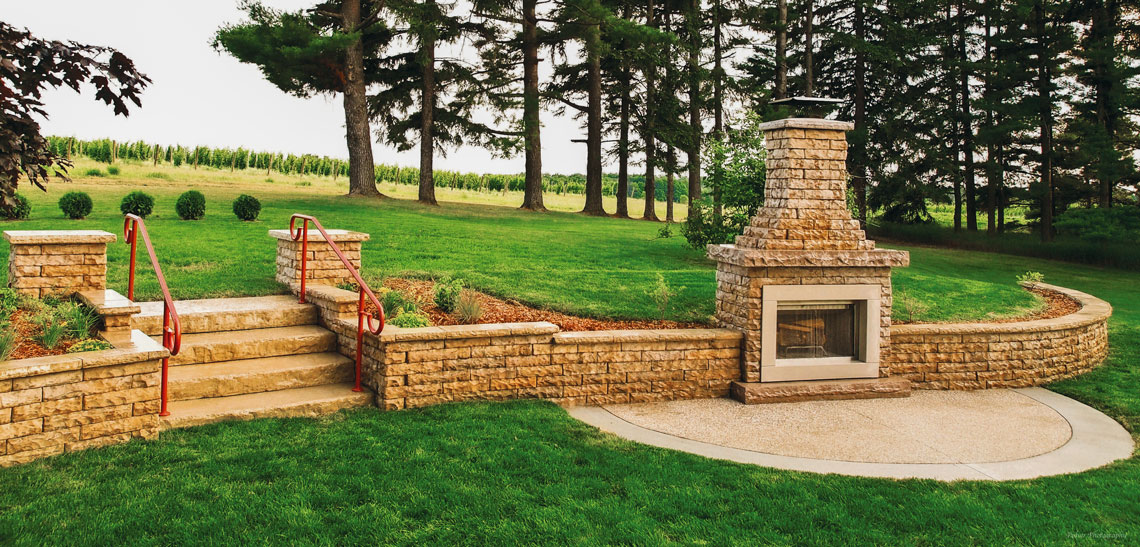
[[888, 283, 1112, 390]]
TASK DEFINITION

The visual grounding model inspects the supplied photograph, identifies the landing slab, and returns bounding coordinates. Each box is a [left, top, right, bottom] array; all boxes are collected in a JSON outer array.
[[569, 388, 1134, 481]]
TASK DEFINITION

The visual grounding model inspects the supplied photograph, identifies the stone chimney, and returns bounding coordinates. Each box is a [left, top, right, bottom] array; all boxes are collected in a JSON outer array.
[[708, 118, 908, 388]]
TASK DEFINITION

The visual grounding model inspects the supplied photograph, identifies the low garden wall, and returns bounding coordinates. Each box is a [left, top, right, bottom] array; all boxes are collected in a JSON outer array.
[[887, 283, 1112, 389], [0, 331, 168, 467]]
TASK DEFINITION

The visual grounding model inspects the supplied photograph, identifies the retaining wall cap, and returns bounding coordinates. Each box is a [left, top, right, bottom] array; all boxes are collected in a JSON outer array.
[[76, 289, 140, 315], [379, 322, 560, 342], [708, 244, 909, 268], [0, 329, 165, 380], [891, 282, 1111, 336], [3, 230, 116, 244], [756, 118, 855, 132], [268, 229, 370, 242]]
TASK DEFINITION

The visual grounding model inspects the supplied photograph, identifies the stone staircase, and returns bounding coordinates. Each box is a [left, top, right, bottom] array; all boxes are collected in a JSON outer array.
[[134, 295, 372, 429]]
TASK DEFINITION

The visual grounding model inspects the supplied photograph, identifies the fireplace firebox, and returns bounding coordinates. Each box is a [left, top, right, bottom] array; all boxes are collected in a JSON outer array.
[[760, 285, 882, 382]]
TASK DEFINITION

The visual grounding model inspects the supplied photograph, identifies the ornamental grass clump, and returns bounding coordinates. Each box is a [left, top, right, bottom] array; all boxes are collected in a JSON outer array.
[[58, 191, 93, 219], [120, 190, 154, 218], [175, 190, 206, 220], [454, 291, 482, 324]]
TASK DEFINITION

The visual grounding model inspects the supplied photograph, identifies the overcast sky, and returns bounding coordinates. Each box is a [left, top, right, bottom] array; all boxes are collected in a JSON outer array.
[[6, 0, 591, 175]]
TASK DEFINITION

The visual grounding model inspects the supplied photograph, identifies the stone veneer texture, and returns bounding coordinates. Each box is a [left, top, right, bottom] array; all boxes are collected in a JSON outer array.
[[888, 284, 1111, 389], [0, 332, 167, 467], [269, 229, 368, 288], [4, 230, 115, 298]]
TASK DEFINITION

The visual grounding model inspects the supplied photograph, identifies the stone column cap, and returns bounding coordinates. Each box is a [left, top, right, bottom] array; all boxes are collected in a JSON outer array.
[[707, 244, 909, 268], [2, 230, 116, 244], [268, 229, 370, 242], [757, 118, 855, 132]]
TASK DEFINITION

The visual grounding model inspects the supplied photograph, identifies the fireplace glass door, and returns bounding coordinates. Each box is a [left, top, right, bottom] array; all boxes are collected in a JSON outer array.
[[775, 302, 857, 359]]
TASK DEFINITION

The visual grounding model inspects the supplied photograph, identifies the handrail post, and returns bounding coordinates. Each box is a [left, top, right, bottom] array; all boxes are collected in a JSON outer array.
[[299, 220, 308, 303], [160, 310, 171, 417], [355, 288, 365, 392], [125, 218, 138, 301]]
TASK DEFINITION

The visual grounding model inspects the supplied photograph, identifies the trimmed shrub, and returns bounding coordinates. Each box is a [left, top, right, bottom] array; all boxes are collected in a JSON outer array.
[[233, 194, 260, 221], [2, 194, 31, 220], [175, 190, 206, 220], [106, 166, 120, 175], [58, 191, 94, 220], [83, 168, 105, 177], [120, 191, 155, 218]]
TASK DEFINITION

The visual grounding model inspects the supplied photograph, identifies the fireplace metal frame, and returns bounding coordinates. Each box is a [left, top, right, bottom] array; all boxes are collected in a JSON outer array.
[[761, 284, 881, 382]]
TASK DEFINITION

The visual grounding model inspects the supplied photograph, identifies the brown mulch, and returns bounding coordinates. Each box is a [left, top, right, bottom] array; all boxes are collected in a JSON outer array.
[[8, 310, 75, 360], [381, 278, 704, 332]]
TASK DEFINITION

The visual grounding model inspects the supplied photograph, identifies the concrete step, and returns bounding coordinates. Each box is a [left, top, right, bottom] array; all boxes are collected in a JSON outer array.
[[730, 377, 912, 405], [160, 383, 373, 430], [135, 295, 317, 335], [169, 352, 354, 401], [163, 325, 336, 366]]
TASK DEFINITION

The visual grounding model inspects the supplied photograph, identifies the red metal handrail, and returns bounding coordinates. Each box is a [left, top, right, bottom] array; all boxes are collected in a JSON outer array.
[[289, 214, 385, 392], [124, 214, 181, 417]]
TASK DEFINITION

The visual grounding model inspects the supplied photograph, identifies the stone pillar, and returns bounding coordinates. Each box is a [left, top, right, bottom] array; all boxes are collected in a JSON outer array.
[[4, 230, 115, 298], [269, 229, 369, 289], [707, 119, 908, 384]]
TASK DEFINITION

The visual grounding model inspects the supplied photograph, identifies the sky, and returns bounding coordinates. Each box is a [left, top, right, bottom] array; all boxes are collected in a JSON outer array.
[[4, 0, 591, 175]]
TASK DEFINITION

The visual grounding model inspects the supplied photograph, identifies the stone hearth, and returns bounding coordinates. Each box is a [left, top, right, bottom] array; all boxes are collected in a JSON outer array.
[[709, 118, 908, 387]]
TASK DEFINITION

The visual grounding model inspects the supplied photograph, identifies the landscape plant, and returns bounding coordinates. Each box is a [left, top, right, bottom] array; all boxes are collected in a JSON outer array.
[[648, 272, 681, 321], [0, 327, 14, 361], [83, 168, 105, 177], [175, 190, 206, 220], [66, 339, 112, 353], [31, 312, 66, 350], [1, 194, 30, 220], [454, 291, 482, 323], [390, 308, 431, 328], [58, 191, 93, 219], [232, 194, 260, 221], [106, 165, 120, 175], [434, 277, 464, 313], [57, 302, 97, 340], [119, 190, 155, 218]]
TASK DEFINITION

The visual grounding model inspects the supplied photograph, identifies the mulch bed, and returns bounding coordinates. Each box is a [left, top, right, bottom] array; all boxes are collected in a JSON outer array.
[[381, 278, 704, 332], [8, 310, 74, 361]]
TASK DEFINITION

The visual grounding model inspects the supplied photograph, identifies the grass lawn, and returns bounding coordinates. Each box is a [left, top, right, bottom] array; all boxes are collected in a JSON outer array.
[[1, 177, 1138, 544]]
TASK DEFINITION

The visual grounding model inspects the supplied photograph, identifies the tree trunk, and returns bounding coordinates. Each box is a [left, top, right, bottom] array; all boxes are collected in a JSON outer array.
[[582, 21, 606, 215], [418, 32, 437, 205], [1091, 1, 1117, 208], [712, 0, 723, 217], [686, 0, 701, 214], [1035, 0, 1054, 242], [984, 5, 997, 235], [804, 0, 814, 96], [852, 0, 867, 224], [616, 5, 633, 219], [666, 146, 676, 222], [342, 0, 381, 197], [520, 0, 546, 211], [643, 0, 658, 221], [776, 0, 787, 100], [959, 0, 977, 231]]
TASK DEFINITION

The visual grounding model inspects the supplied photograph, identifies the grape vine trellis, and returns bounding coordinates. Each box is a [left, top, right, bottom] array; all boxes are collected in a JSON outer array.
[[47, 136, 688, 202]]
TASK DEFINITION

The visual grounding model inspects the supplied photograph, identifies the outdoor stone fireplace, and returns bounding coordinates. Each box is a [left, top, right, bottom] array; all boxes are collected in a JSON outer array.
[[708, 118, 909, 389]]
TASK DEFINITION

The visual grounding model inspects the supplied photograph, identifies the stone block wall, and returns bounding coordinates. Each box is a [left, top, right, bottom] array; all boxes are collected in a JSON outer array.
[[269, 229, 368, 288], [4, 230, 115, 298], [888, 284, 1112, 389], [0, 332, 168, 467]]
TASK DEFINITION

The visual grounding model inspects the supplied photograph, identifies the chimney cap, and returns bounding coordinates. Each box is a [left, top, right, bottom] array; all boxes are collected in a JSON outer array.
[[771, 96, 845, 117]]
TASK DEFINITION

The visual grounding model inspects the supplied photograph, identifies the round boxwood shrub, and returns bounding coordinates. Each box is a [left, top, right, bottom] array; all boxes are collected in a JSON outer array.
[[120, 191, 155, 218], [2, 194, 31, 220], [175, 190, 206, 220], [232, 194, 260, 221], [58, 191, 94, 220]]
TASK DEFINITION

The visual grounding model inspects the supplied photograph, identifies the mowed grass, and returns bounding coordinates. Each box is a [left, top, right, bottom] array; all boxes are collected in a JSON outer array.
[[1, 177, 1138, 544], [3, 177, 1038, 324]]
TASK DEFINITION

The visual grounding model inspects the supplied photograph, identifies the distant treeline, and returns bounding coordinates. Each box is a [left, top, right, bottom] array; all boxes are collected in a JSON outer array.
[[48, 136, 687, 203]]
